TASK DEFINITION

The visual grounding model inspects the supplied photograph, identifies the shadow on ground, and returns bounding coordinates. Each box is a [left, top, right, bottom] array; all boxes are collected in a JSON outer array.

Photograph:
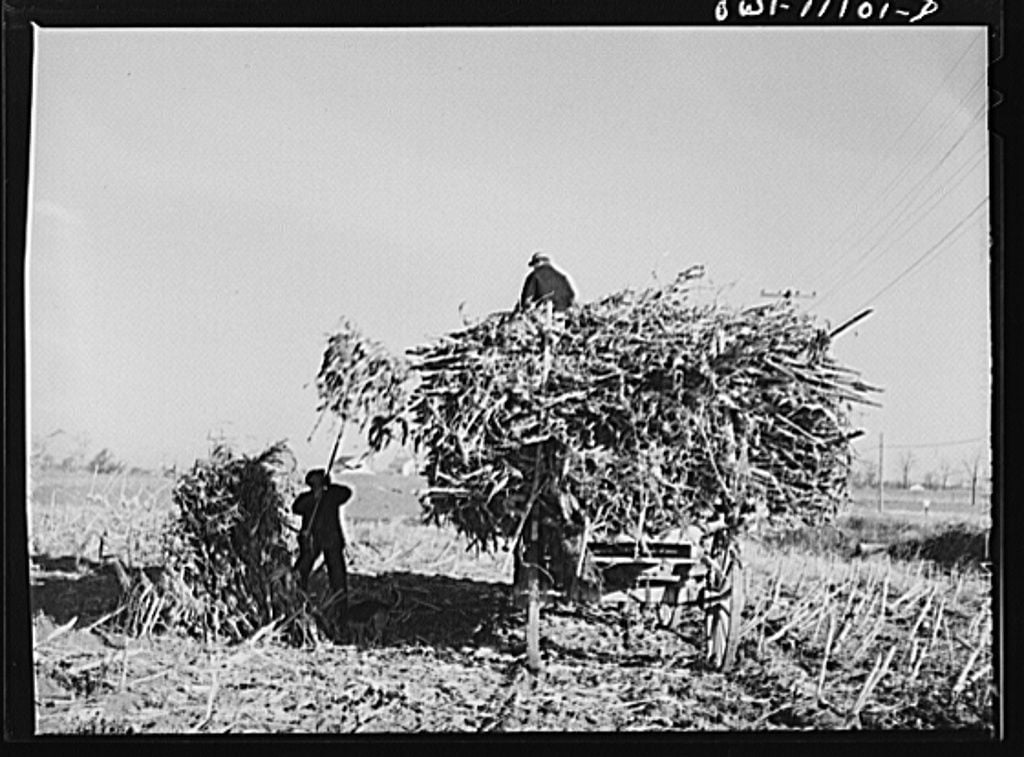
[[29, 554, 129, 627], [888, 525, 989, 568], [312, 570, 516, 651], [752, 517, 990, 570], [326, 570, 705, 667], [30, 555, 657, 664], [29, 550, 516, 652]]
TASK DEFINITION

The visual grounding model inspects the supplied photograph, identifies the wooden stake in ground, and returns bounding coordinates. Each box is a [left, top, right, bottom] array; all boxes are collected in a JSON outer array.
[[525, 302, 554, 675], [526, 498, 542, 674]]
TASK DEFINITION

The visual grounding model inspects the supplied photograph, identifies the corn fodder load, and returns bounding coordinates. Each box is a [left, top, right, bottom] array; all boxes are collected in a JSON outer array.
[[400, 267, 879, 552], [313, 318, 410, 450], [120, 442, 319, 645]]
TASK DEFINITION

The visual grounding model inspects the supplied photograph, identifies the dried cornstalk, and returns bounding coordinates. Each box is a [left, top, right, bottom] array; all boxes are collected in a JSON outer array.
[[816, 609, 838, 700], [849, 644, 898, 723], [313, 318, 410, 449], [118, 442, 319, 645]]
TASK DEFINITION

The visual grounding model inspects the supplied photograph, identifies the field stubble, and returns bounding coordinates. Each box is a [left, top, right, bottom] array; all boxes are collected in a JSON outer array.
[[29, 470, 993, 734]]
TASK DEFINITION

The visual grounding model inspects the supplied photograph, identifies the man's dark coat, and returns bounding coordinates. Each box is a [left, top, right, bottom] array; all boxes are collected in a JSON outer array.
[[292, 482, 353, 593], [520, 263, 576, 311]]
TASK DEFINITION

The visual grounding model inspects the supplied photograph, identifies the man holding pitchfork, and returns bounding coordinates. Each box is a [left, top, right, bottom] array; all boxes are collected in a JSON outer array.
[[292, 468, 354, 599]]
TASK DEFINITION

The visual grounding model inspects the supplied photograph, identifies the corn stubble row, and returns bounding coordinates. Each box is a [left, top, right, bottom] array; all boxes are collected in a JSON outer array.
[[742, 554, 993, 727], [391, 267, 879, 552]]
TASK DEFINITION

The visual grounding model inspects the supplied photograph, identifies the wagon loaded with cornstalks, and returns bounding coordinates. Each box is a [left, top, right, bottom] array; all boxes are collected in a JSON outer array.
[[316, 266, 879, 671]]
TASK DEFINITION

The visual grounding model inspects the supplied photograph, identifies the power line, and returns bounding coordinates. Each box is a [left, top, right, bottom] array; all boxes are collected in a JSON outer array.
[[808, 71, 985, 282], [812, 97, 987, 303], [793, 34, 983, 288], [806, 76, 987, 298], [819, 147, 986, 306], [851, 194, 988, 310], [800, 70, 986, 294], [883, 436, 988, 450], [814, 138, 987, 308]]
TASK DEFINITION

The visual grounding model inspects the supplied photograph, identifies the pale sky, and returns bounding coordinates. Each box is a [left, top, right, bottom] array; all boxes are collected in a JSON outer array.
[[26, 27, 992, 482]]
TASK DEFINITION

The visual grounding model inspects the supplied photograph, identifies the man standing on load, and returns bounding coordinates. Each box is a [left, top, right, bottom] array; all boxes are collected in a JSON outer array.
[[292, 468, 353, 597], [519, 251, 577, 312]]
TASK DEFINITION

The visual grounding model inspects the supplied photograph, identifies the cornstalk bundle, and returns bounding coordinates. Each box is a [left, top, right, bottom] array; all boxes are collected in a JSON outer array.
[[313, 318, 410, 449], [122, 442, 317, 645], [396, 266, 879, 553]]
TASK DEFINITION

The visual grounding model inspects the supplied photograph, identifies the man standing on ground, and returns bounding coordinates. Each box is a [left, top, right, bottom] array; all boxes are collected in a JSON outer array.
[[292, 468, 354, 598], [519, 251, 577, 312]]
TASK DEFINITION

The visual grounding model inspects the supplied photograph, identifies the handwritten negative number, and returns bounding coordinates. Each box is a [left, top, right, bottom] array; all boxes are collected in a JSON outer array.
[[715, 0, 940, 22]]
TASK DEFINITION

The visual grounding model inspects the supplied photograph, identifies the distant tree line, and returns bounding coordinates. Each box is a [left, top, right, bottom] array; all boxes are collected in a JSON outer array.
[[31, 433, 168, 476], [849, 450, 989, 493]]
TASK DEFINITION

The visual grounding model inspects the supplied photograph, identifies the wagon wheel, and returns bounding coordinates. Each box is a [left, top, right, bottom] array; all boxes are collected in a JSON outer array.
[[703, 537, 745, 671]]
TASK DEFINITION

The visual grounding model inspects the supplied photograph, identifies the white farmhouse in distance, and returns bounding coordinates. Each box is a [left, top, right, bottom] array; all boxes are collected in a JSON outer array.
[[332, 454, 375, 476], [384, 447, 420, 477]]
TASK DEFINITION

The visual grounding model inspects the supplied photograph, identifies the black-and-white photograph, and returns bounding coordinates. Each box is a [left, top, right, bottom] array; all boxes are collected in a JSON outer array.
[[21, 20, 995, 735]]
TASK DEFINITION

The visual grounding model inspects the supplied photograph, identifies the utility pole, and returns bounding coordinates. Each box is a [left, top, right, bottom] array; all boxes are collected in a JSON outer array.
[[877, 433, 884, 513], [760, 289, 817, 300]]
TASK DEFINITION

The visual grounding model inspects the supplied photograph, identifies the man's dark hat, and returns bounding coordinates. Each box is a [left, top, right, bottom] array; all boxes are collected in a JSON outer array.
[[528, 251, 550, 267], [305, 468, 329, 486]]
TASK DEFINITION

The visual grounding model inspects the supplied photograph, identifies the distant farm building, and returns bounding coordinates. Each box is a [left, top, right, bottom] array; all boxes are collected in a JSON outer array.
[[332, 454, 375, 476]]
